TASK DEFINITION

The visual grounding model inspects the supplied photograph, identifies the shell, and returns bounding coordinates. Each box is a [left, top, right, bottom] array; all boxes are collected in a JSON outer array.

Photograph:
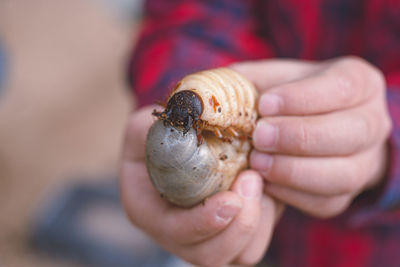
[[145, 68, 257, 207]]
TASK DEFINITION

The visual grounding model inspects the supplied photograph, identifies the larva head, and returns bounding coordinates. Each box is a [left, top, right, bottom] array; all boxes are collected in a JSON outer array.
[[162, 90, 203, 133]]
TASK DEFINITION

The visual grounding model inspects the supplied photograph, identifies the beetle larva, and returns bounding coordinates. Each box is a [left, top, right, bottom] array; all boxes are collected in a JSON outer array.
[[145, 68, 257, 207]]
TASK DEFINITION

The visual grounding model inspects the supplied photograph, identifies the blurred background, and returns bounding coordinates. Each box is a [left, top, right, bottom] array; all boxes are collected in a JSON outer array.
[[0, 0, 193, 266]]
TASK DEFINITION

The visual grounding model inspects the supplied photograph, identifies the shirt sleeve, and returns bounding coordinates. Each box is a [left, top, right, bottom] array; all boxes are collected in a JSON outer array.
[[128, 0, 273, 107]]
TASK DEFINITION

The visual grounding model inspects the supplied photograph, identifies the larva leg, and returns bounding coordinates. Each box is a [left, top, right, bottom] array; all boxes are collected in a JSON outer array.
[[193, 120, 203, 145], [227, 126, 254, 144], [212, 127, 232, 143], [152, 109, 167, 120], [227, 126, 252, 141], [213, 127, 224, 139], [226, 127, 240, 138]]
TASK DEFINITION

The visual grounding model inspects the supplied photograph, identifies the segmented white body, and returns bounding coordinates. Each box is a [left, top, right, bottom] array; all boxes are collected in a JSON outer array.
[[146, 68, 258, 207], [171, 68, 258, 134]]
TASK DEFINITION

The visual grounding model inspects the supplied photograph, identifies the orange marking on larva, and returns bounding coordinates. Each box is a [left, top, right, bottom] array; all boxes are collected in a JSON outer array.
[[209, 95, 220, 113]]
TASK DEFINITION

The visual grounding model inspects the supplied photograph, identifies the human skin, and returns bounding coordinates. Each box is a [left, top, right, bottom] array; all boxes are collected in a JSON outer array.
[[120, 56, 391, 266], [232, 56, 391, 218]]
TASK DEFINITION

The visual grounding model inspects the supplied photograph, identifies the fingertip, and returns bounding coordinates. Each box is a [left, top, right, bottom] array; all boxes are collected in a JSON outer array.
[[215, 202, 242, 224], [252, 120, 278, 152], [199, 191, 243, 227], [258, 93, 283, 116], [218, 171, 264, 252], [233, 170, 263, 200], [165, 191, 243, 244], [249, 151, 273, 175]]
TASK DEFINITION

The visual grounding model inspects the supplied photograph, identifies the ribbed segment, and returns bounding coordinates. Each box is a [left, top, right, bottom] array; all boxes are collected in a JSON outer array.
[[172, 68, 257, 134]]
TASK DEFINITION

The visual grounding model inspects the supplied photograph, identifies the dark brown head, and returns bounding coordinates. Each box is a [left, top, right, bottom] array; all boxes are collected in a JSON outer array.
[[157, 90, 203, 134]]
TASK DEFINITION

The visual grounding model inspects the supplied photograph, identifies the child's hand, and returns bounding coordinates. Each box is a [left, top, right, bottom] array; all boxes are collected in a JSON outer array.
[[120, 106, 284, 266], [232, 56, 392, 218]]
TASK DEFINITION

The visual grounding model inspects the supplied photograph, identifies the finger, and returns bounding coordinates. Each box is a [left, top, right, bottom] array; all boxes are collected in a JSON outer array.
[[123, 105, 162, 161], [264, 183, 354, 218], [250, 147, 384, 196], [258, 56, 384, 116], [180, 170, 263, 267], [232, 196, 285, 266], [230, 59, 318, 91], [253, 100, 387, 156], [120, 161, 243, 246]]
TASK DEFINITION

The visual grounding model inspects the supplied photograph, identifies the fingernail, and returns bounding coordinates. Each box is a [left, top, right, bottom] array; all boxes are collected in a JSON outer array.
[[239, 175, 262, 199], [259, 94, 282, 116], [253, 121, 277, 150], [216, 202, 241, 223], [250, 151, 273, 174]]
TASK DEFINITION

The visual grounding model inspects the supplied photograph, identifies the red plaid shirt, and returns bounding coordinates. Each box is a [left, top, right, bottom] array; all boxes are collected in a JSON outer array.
[[128, 1, 400, 266]]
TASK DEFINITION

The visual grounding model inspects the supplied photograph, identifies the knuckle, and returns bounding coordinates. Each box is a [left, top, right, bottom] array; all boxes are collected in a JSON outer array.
[[376, 115, 392, 143], [372, 94, 392, 142], [296, 119, 312, 154], [345, 111, 374, 152], [284, 157, 302, 185], [354, 113, 372, 147], [355, 106, 391, 148], [369, 66, 386, 92], [325, 67, 355, 102], [384, 115, 393, 137], [327, 56, 383, 103], [341, 162, 363, 193], [355, 57, 386, 92], [337, 55, 365, 67], [327, 65, 356, 101], [336, 56, 385, 94], [336, 56, 368, 72]]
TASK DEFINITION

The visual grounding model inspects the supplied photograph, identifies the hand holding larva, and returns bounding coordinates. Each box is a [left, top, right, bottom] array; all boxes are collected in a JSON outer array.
[[145, 68, 258, 207]]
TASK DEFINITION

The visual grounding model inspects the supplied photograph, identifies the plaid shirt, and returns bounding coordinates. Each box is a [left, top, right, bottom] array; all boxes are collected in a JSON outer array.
[[128, 1, 400, 266]]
